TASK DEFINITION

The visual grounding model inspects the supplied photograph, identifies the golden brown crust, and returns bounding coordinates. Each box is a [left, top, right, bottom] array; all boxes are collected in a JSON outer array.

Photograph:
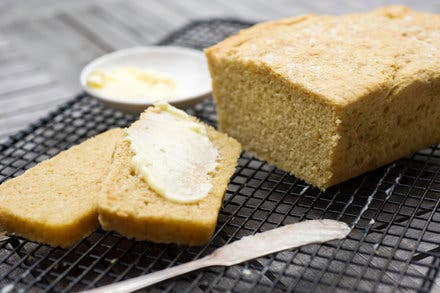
[[205, 6, 440, 106]]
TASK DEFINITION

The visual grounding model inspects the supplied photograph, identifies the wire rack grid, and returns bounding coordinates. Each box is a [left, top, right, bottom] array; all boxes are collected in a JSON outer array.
[[0, 19, 439, 293]]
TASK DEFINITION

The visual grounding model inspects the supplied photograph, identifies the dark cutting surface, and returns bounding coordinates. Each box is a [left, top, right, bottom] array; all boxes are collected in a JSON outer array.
[[0, 20, 440, 293]]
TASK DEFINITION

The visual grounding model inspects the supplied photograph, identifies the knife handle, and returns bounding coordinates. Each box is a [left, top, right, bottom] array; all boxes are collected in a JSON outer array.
[[82, 255, 214, 293]]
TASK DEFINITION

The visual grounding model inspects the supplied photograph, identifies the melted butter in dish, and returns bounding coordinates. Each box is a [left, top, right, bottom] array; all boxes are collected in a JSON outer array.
[[86, 67, 176, 101], [126, 103, 218, 203]]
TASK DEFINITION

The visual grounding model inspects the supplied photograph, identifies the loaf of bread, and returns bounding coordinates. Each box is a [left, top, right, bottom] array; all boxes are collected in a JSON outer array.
[[0, 128, 124, 247], [205, 6, 440, 189], [98, 107, 241, 245]]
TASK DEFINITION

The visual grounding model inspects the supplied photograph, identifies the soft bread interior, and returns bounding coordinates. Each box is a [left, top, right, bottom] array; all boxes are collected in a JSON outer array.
[[0, 128, 125, 248]]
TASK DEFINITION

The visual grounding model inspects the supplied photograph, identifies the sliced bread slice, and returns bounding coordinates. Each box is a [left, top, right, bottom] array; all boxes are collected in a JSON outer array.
[[0, 128, 124, 248], [98, 107, 241, 245]]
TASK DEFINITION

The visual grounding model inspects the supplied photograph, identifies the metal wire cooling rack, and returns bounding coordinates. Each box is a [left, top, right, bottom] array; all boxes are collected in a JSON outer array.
[[0, 19, 440, 293]]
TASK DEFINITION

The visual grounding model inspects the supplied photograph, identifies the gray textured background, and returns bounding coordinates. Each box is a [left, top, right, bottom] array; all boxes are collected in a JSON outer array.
[[0, 0, 439, 140]]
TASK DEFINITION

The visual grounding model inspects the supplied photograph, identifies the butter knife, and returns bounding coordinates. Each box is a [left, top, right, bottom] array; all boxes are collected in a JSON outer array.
[[83, 219, 350, 293]]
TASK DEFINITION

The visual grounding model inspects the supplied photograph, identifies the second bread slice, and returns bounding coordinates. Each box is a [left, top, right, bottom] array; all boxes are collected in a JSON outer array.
[[0, 128, 125, 247], [98, 107, 241, 245]]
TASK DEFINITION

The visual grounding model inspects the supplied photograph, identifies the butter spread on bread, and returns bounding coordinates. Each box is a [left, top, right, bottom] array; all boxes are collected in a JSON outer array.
[[126, 103, 218, 203], [98, 105, 241, 245]]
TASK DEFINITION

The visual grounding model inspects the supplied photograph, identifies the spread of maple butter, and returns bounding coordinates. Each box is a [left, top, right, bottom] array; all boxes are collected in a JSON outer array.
[[86, 67, 176, 101], [125, 103, 218, 203]]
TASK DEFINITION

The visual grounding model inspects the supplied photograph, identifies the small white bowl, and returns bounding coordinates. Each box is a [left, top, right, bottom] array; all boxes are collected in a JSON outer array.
[[80, 46, 212, 113]]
